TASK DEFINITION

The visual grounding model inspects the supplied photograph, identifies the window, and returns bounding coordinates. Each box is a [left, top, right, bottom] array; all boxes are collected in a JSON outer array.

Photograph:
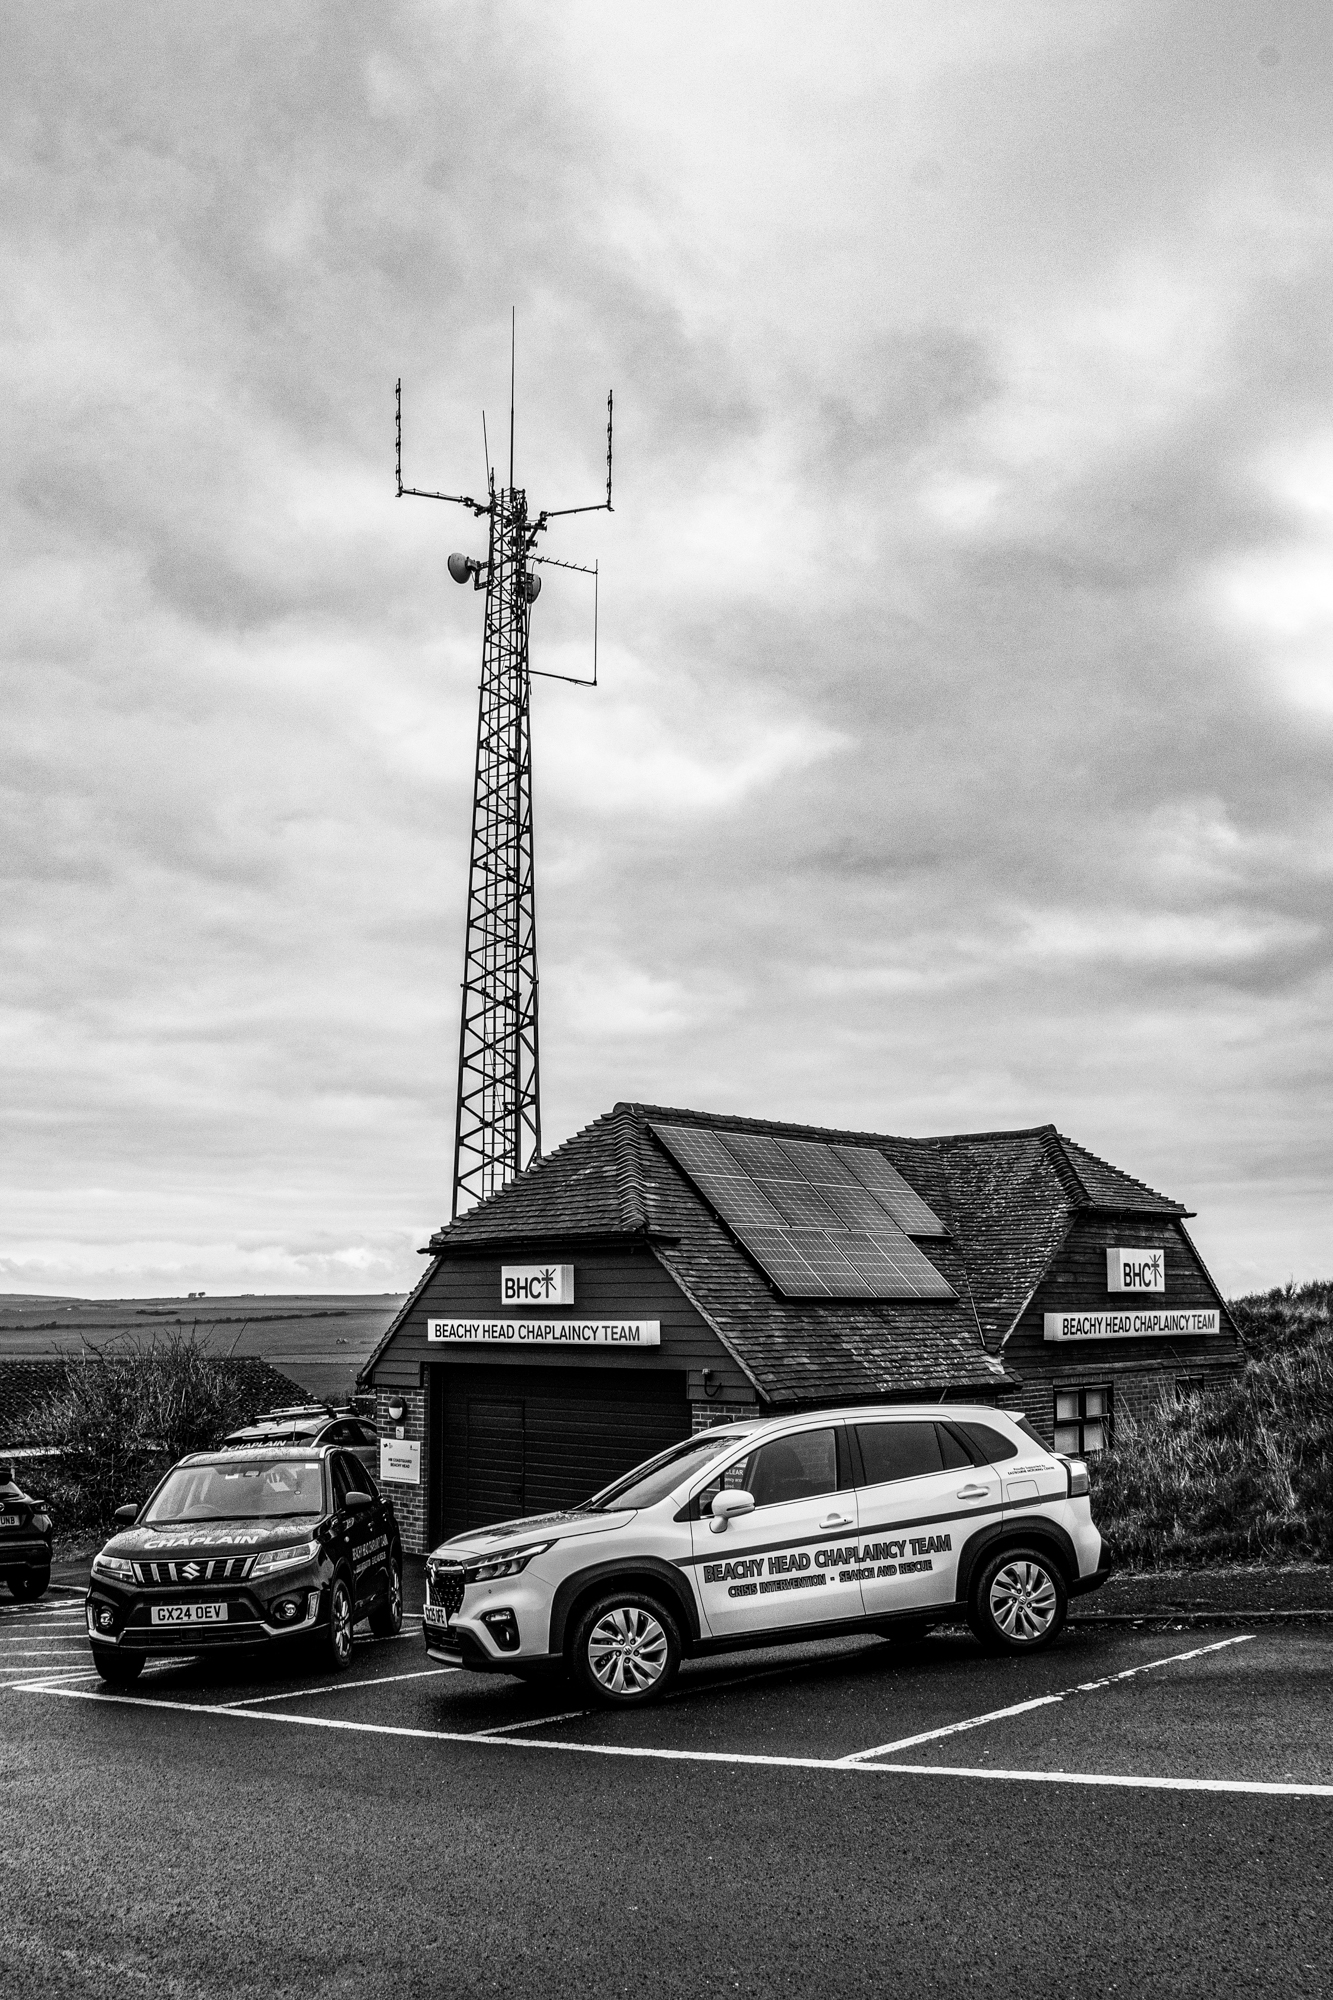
[[856, 1420, 945, 1485], [330, 1454, 355, 1510], [344, 1455, 376, 1496], [735, 1428, 839, 1509], [952, 1420, 1019, 1466], [1054, 1386, 1112, 1455]]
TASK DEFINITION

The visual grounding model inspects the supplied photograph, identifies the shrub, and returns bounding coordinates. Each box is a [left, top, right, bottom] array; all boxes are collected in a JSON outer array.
[[30, 1332, 273, 1536], [1091, 1284, 1333, 1567]]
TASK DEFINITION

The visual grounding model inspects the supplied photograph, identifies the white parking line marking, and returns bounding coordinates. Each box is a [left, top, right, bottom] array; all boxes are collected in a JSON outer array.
[[14, 1668, 1332, 1799], [0, 1649, 91, 1658], [838, 1635, 1256, 1764], [221, 1668, 459, 1707], [1, 1667, 98, 1686], [471, 1709, 590, 1736]]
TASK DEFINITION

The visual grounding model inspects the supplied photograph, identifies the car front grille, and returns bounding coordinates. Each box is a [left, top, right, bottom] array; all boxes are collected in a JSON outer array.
[[133, 1556, 253, 1585], [427, 1564, 465, 1618]]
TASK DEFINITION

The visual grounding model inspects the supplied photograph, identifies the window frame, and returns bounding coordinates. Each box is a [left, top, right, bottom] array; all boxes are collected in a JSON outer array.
[[1053, 1384, 1113, 1455]]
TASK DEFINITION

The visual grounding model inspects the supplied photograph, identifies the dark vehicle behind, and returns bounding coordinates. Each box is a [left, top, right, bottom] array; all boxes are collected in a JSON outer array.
[[0, 1461, 53, 1600], [221, 1404, 380, 1481]]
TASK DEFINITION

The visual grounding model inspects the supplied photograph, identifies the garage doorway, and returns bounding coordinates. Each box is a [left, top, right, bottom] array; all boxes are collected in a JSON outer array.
[[431, 1364, 691, 1540]]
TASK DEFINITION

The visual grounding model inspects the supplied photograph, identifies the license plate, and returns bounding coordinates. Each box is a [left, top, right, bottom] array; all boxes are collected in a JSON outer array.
[[0, 1515, 20, 1530], [150, 1602, 229, 1626], [422, 1603, 450, 1626]]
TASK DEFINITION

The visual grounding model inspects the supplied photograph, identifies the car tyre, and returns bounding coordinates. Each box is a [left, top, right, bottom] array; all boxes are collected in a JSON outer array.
[[570, 1590, 681, 1708], [313, 1574, 356, 1673], [968, 1545, 1067, 1654], [9, 1568, 50, 1601], [91, 1645, 144, 1685], [368, 1557, 403, 1638]]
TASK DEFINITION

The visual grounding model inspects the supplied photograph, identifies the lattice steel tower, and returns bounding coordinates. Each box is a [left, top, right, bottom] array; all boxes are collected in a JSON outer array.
[[396, 337, 611, 1216]]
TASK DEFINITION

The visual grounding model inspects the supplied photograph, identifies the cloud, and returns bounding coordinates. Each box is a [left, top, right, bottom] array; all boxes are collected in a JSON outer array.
[[2, 0, 1332, 1299]]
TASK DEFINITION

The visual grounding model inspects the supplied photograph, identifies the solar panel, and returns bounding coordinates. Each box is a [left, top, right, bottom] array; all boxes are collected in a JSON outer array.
[[651, 1123, 955, 1302], [833, 1144, 949, 1237]]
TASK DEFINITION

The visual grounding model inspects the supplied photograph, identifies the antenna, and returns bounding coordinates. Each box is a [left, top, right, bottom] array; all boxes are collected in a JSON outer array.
[[395, 332, 615, 1218]]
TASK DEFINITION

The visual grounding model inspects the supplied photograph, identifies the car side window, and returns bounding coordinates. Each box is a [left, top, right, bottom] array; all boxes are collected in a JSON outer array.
[[855, 1421, 943, 1485], [953, 1421, 1019, 1465], [936, 1423, 974, 1471], [327, 1421, 357, 1444], [344, 1456, 376, 1497], [737, 1429, 839, 1509], [330, 1454, 354, 1510]]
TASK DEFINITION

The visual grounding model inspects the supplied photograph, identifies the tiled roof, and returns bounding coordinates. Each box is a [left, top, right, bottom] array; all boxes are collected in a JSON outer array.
[[414, 1104, 1193, 1403], [1055, 1136, 1189, 1217]]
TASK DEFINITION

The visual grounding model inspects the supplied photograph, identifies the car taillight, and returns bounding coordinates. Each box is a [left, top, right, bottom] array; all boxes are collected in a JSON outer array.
[[1065, 1459, 1089, 1497]]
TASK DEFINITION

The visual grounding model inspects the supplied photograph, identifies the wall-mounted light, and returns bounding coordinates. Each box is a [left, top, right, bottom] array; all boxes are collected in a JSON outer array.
[[387, 1396, 407, 1425]]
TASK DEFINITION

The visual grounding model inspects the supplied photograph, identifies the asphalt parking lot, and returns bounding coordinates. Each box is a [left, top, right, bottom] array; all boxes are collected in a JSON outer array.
[[3, 1585, 1331, 1998]]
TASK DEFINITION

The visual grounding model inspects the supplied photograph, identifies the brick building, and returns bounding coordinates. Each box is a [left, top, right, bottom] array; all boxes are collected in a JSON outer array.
[[361, 1101, 1240, 1554]]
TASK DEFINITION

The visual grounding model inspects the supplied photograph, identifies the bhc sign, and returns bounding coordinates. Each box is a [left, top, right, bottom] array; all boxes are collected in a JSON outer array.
[[1106, 1247, 1165, 1294], [502, 1263, 575, 1306]]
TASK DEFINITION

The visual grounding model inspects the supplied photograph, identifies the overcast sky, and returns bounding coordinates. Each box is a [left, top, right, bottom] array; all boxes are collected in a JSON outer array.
[[4, 0, 1330, 1300]]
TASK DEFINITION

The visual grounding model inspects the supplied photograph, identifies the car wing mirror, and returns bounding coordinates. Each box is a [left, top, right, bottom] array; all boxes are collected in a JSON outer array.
[[708, 1490, 756, 1534], [343, 1490, 373, 1514], [113, 1503, 140, 1526]]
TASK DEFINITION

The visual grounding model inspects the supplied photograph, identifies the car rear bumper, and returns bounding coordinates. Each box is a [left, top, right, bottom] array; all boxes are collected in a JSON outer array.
[[0, 1539, 52, 1573], [1069, 1560, 1115, 1599]]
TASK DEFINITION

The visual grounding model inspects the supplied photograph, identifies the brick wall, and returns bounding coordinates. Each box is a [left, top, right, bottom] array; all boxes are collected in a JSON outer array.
[[1003, 1360, 1238, 1449], [691, 1401, 755, 1433], [376, 1386, 429, 1554]]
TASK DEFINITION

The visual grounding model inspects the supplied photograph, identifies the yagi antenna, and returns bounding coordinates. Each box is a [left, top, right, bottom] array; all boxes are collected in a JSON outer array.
[[394, 320, 615, 1219]]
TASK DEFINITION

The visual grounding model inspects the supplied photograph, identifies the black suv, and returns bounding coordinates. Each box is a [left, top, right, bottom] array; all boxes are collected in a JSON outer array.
[[0, 1461, 53, 1600], [221, 1405, 380, 1481], [86, 1443, 401, 1684]]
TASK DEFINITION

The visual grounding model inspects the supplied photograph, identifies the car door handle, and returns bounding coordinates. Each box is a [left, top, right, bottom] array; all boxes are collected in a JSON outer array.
[[956, 1484, 992, 1500], [820, 1512, 854, 1529]]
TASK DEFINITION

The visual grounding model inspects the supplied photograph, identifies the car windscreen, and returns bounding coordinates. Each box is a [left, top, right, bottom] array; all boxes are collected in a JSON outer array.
[[142, 1459, 326, 1523], [584, 1431, 753, 1512]]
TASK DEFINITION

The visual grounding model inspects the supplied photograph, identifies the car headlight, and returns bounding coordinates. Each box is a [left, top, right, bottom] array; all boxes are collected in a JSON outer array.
[[91, 1552, 136, 1583], [464, 1540, 554, 1583], [251, 1540, 320, 1578]]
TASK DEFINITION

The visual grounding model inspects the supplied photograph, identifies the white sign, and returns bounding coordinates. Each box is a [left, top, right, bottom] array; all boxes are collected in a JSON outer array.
[[428, 1319, 661, 1348], [1045, 1309, 1218, 1343], [379, 1437, 421, 1485], [501, 1263, 575, 1307], [1106, 1247, 1166, 1294]]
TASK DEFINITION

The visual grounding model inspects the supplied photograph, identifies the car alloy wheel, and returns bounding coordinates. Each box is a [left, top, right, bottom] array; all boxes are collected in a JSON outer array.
[[990, 1560, 1058, 1640], [572, 1592, 681, 1707], [969, 1544, 1067, 1653], [329, 1578, 354, 1668], [369, 1559, 402, 1638]]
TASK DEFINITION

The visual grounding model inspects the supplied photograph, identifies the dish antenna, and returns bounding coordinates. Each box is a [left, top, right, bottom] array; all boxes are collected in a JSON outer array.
[[396, 315, 612, 1216]]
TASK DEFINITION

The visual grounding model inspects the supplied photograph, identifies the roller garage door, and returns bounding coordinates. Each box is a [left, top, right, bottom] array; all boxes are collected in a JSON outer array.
[[434, 1364, 691, 1538]]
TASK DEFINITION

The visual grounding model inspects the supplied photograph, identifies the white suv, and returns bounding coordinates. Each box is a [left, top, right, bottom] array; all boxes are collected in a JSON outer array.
[[422, 1405, 1108, 1706]]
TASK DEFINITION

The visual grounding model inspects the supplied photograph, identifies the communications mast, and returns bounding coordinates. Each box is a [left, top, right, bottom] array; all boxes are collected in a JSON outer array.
[[396, 330, 612, 1217]]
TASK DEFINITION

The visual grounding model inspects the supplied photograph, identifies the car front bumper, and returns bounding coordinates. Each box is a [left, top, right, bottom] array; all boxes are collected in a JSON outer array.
[[86, 1569, 330, 1653]]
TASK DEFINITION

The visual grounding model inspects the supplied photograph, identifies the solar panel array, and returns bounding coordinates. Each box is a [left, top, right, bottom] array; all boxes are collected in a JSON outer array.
[[650, 1123, 955, 1301]]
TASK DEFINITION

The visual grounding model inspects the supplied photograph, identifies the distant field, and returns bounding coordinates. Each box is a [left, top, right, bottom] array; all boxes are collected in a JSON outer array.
[[0, 1293, 408, 1405]]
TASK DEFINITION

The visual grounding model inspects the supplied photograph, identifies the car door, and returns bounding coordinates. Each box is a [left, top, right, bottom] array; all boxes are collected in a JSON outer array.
[[330, 1452, 380, 1614], [688, 1424, 864, 1639], [852, 1419, 1003, 1618]]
